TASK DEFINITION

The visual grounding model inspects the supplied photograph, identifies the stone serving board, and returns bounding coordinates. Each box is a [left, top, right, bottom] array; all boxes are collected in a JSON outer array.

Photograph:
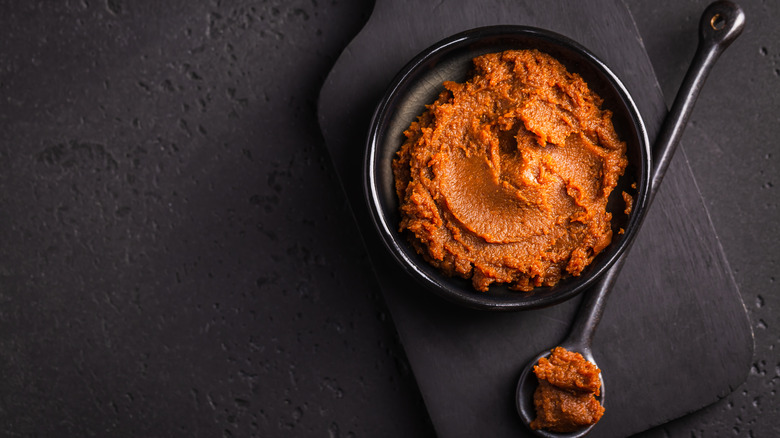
[[317, 0, 753, 436]]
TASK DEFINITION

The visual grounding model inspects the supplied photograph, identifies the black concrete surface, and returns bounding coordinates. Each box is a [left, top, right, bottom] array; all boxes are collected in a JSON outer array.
[[0, 0, 776, 437]]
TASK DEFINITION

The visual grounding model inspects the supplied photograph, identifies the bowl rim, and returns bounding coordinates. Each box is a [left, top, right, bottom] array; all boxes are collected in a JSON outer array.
[[363, 25, 652, 311]]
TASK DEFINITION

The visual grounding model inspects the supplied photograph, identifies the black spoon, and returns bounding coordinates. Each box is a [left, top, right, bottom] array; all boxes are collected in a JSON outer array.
[[515, 1, 745, 436]]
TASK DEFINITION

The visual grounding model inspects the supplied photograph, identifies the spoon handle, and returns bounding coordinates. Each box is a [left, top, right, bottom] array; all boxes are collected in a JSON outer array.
[[564, 255, 626, 349], [565, 0, 745, 350], [650, 0, 745, 201]]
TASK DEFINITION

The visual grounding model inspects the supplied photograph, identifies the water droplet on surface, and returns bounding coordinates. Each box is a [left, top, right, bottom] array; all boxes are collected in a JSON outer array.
[[328, 422, 340, 438]]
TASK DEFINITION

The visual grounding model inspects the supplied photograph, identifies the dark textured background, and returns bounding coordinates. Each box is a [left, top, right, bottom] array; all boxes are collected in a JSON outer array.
[[0, 0, 776, 437]]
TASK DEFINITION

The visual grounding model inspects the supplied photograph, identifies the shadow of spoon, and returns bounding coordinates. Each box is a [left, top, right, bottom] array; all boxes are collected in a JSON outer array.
[[515, 1, 745, 436]]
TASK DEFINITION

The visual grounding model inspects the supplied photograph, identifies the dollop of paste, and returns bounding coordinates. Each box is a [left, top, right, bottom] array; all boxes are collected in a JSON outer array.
[[530, 346, 605, 433]]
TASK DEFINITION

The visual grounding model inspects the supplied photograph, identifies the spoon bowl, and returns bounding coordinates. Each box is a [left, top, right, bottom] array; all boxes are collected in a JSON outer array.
[[516, 344, 603, 438]]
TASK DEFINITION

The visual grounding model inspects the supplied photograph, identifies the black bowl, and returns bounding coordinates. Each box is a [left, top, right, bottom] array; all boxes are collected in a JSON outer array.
[[364, 26, 651, 311]]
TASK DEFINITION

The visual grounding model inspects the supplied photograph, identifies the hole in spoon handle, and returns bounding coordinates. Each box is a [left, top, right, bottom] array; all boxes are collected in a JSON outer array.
[[701, 1, 746, 49], [650, 1, 745, 199]]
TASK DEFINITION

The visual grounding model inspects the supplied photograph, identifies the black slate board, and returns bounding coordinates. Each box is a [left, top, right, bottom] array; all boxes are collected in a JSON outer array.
[[317, 0, 754, 436]]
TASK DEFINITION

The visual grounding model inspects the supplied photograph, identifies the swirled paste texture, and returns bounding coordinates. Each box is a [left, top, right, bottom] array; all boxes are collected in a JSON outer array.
[[392, 49, 628, 292]]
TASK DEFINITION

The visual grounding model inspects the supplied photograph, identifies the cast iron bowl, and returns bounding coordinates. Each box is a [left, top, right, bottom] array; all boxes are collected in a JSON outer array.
[[364, 26, 651, 311]]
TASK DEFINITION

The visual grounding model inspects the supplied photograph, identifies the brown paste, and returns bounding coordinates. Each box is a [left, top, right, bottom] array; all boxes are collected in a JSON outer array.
[[530, 346, 604, 433], [392, 49, 628, 292]]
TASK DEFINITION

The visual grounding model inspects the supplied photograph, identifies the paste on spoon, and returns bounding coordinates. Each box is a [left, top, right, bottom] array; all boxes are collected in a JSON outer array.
[[530, 346, 604, 433]]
